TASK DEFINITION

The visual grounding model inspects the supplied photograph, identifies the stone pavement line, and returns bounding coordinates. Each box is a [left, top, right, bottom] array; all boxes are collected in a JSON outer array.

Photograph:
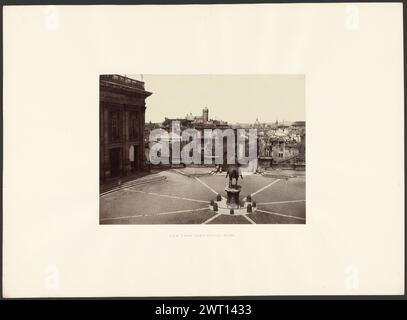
[[202, 213, 222, 224], [172, 168, 187, 176], [257, 199, 306, 205], [157, 207, 209, 216], [100, 175, 166, 197], [100, 214, 143, 222], [194, 177, 219, 195], [124, 188, 209, 203], [100, 207, 209, 222], [256, 209, 305, 221], [242, 215, 256, 224], [250, 179, 281, 197], [242, 178, 281, 201]]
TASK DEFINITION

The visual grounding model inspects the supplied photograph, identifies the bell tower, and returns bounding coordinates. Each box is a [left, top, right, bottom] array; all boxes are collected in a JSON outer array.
[[202, 107, 209, 122]]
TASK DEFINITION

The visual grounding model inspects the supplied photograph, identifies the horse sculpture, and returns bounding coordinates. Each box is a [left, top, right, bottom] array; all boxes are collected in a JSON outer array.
[[225, 164, 243, 188]]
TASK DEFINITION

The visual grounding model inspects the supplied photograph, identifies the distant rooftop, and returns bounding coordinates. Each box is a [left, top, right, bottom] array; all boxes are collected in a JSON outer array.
[[292, 121, 306, 127]]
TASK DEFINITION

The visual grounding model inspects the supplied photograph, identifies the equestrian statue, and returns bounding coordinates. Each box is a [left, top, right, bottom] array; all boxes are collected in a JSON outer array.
[[225, 164, 243, 188]]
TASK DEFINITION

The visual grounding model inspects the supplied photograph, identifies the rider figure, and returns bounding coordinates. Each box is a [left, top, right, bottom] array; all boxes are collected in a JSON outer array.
[[225, 157, 243, 188]]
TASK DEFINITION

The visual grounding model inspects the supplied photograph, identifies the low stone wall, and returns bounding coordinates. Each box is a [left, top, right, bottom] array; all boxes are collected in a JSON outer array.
[[100, 174, 167, 195]]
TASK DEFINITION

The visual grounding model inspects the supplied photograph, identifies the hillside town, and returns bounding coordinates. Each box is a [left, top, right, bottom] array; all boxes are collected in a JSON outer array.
[[144, 108, 305, 172]]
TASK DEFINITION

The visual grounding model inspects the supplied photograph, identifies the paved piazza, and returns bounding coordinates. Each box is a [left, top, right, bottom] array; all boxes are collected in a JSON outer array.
[[100, 169, 306, 224]]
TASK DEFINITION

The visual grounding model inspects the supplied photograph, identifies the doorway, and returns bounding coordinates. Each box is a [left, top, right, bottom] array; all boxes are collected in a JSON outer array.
[[134, 145, 140, 171], [109, 148, 121, 177], [129, 145, 140, 172]]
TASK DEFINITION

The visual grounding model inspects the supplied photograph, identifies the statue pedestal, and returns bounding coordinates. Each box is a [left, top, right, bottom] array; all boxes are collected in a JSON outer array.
[[225, 185, 241, 208], [209, 186, 256, 215]]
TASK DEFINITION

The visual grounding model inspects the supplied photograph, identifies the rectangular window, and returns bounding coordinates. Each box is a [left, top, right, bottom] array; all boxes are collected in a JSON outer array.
[[110, 111, 120, 142]]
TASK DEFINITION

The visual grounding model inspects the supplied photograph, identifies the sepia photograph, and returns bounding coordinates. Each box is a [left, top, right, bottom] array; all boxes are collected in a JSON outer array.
[[99, 75, 306, 224]]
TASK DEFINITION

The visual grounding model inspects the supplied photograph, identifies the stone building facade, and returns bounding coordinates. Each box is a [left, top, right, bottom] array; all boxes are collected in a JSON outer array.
[[100, 75, 152, 183]]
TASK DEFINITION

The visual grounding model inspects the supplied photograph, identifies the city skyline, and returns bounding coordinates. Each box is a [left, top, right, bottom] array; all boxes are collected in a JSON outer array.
[[131, 75, 305, 124]]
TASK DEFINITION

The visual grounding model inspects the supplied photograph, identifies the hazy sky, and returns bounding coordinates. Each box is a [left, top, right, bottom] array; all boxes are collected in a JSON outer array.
[[135, 75, 305, 124]]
